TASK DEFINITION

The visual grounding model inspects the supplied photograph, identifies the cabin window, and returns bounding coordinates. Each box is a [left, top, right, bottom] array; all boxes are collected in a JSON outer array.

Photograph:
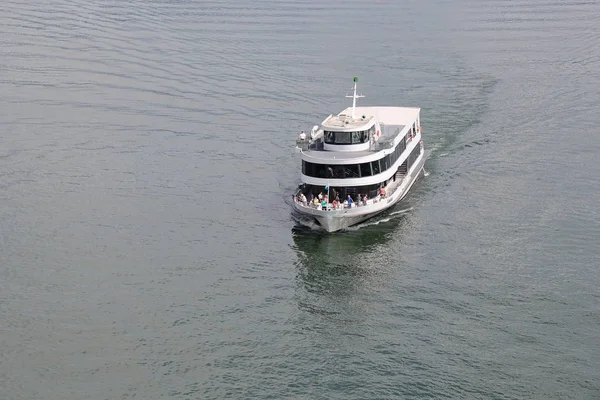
[[325, 131, 335, 143], [302, 143, 413, 180], [346, 164, 359, 178], [397, 136, 406, 154], [302, 161, 363, 179], [324, 131, 351, 144], [382, 155, 390, 171], [359, 163, 372, 177], [333, 166, 344, 178], [371, 160, 381, 175], [337, 132, 352, 144], [324, 130, 371, 145], [407, 143, 422, 170]]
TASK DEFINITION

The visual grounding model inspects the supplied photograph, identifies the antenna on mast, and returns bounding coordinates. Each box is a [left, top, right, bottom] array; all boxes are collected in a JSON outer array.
[[346, 77, 364, 119]]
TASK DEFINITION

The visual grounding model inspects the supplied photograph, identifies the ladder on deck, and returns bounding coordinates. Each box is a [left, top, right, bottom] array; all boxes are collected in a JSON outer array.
[[395, 160, 408, 181]]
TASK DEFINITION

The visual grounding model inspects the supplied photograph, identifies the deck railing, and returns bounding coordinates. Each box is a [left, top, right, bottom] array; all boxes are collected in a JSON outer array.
[[293, 195, 386, 211]]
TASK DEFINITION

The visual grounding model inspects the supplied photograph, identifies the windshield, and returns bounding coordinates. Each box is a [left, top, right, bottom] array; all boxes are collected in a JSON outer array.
[[324, 130, 369, 144]]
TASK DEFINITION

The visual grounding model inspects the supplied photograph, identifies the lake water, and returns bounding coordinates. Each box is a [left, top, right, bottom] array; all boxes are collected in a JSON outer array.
[[1, 0, 599, 399]]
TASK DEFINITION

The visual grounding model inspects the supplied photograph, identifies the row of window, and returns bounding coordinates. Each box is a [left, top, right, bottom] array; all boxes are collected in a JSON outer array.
[[407, 143, 421, 170], [303, 136, 414, 179], [300, 146, 422, 200], [324, 126, 376, 145]]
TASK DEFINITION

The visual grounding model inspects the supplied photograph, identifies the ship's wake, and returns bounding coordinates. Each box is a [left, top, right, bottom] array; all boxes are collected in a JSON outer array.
[[345, 207, 414, 231]]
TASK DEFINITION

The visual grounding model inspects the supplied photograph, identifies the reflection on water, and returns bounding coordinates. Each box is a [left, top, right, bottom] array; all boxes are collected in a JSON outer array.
[[291, 208, 407, 308]]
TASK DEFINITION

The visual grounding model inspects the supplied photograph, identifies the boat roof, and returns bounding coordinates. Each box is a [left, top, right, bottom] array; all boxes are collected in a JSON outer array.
[[344, 106, 420, 126], [321, 114, 374, 130], [321, 106, 419, 131]]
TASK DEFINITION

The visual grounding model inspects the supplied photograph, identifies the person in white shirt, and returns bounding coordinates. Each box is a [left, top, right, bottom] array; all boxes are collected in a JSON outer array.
[[299, 192, 307, 205], [298, 130, 306, 140]]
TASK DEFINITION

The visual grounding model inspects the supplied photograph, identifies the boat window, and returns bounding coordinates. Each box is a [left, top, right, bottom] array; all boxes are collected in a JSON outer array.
[[397, 136, 406, 155], [324, 130, 371, 145], [325, 131, 335, 143], [359, 163, 372, 177], [302, 161, 364, 179], [324, 131, 350, 144], [346, 164, 359, 178], [304, 151, 412, 179], [407, 143, 422, 170], [317, 165, 326, 178], [328, 165, 344, 179], [382, 155, 390, 171], [303, 161, 315, 177], [371, 160, 381, 175], [336, 132, 352, 144]]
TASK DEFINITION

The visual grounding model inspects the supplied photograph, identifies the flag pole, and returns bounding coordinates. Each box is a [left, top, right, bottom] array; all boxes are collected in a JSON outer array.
[[345, 77, 364, 119]]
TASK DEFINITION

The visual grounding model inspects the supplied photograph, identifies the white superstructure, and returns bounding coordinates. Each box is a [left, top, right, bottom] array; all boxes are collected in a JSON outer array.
[[293, 78, 427, 232]]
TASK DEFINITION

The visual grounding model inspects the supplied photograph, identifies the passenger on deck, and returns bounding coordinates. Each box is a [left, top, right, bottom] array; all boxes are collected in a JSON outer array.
[[380, 187, 386, 198], [298, 130, 306, 140], [347, 194, 353, 208], [363, 194, 368, 204], [299, 192, 307, 205]]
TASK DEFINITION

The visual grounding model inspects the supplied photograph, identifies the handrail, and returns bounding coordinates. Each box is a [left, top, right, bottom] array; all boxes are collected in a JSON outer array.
[[294, 195, 385, 211]]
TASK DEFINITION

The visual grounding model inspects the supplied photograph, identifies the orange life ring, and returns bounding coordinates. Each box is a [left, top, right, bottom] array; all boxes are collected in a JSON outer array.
[[419, 125, 423, 134]]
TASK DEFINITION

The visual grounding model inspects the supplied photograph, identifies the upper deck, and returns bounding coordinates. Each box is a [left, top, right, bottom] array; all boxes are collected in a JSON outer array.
[[299, 106, 421, 162], [321, 107, 420, 132], [296, 78, 421, 163]]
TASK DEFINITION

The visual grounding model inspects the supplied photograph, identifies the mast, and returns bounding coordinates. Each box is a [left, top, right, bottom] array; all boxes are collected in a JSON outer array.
[[346, 77, 364, 119]]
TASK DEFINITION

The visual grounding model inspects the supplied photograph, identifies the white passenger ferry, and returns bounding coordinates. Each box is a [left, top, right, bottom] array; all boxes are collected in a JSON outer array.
[[293, 77, 427, 232]]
